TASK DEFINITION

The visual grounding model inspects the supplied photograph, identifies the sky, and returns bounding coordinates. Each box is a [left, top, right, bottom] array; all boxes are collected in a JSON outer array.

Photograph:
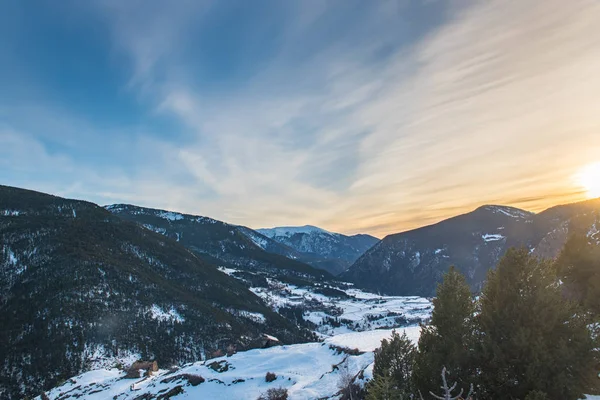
[[1, 0, 600, 238]]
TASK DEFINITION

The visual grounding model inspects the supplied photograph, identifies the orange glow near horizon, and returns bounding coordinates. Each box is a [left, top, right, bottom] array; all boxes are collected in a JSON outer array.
[[576, 163, 600, 199]]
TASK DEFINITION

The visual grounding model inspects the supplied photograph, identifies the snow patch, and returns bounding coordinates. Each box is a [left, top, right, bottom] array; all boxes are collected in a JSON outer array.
[[148, 305, 185, 323], [218, 266, 238, 276], [2, 246, 26, 275], [83, 344, 141, 371], [195, 216, 218, 224], [227, 309, 266, 324], [142, 224, 167, 235], [241, 229, 269, 249], [588, 223, 600, 244], [157, 211, 184, 221], [257, 225, 333, 238], [7, 248, 17, 265], [2, 209, 20, 216], [481, 205, 532, 219], [325, 326, 421, 352], [482, 234, 505, 242]]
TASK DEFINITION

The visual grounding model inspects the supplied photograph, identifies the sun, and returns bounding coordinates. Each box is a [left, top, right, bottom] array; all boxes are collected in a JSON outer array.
[[576, 162, 600, 198]]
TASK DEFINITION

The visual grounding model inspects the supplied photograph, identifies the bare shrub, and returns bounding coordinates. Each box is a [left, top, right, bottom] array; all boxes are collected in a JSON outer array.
[[265, 371, 277, 382], [257, 387, 289, 400]]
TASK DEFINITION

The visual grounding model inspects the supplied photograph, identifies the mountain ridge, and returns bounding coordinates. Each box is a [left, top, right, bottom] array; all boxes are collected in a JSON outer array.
[[105, 204, 378, 277], [343, 199, 600, 296], [256, 225, 379, 275], [257, 224, 333, 237], [104, 203, 333, 281]]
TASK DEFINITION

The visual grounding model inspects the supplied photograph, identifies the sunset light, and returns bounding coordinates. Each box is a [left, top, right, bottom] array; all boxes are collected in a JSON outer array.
[[5, 1, 600, 399], [576, 162, 600, 198]]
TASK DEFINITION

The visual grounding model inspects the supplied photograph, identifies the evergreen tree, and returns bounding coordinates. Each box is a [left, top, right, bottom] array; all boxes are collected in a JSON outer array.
[[523, 390, 549, 400], [413, 266, 475, 395], [555, 234, 600, 314], [371, 330, 416, 396], [366, 375, 403, 400], [477, 248, 597, 399]]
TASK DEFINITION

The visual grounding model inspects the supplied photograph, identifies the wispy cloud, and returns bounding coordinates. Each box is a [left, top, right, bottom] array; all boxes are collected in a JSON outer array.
[[2, 0, 600, 237]]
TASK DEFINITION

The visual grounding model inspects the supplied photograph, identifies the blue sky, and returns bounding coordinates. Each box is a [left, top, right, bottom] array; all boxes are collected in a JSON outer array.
[[2, 0, 600, 237]]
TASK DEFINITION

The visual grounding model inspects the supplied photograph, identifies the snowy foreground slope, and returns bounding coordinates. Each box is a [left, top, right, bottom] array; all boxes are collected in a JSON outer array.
[[40, 325, 600, 400], [38, 327, 420, 400]]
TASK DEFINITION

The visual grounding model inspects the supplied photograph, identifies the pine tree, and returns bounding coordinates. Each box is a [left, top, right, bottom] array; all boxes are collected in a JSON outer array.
[[371, 330, 416, 396], [523, 390, 549, 400], [366, 375, 404, 400], [413, 266, 475, 395], [555, 234, 600, 313], [477, 248, 597, 399]]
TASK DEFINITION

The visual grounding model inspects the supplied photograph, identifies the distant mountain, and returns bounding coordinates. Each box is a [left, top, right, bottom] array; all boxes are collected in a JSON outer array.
[[0, 186, 310, 399], [104, 204, 332, 282], [105, 205, 376, 277], [256, 225, 379, 275], [343, 201, 600, 296]]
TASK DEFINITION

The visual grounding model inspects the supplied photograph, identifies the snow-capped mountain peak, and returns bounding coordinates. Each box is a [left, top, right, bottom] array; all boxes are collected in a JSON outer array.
[[253, 225, 379, 275], [477, 205, 534, 219], [257, 225, 332, 238]]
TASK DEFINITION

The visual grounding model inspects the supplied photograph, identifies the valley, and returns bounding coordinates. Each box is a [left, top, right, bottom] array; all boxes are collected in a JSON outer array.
[[2, 184, 600, 399], [36, 276, 430, 400]]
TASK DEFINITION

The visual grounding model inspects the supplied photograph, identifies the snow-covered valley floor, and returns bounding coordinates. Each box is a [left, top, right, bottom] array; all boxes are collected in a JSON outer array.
[[38, 271, 431, 400]]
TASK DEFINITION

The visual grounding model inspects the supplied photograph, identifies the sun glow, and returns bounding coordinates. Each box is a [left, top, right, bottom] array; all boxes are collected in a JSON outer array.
[[576, 162, 600, 198]]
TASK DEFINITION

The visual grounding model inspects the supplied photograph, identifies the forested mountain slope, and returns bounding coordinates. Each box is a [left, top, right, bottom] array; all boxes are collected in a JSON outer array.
[[0, 185, 309, 399]]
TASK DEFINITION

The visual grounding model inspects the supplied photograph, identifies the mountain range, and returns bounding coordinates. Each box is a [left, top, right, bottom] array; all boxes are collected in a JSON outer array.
[[256, 225, 378, 275], [105, 205, 377, 277], [342, 201, 600, 296], [2, 183, 600, 398], [104, 204, 333, 282], [0, 186, 314, 399]]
